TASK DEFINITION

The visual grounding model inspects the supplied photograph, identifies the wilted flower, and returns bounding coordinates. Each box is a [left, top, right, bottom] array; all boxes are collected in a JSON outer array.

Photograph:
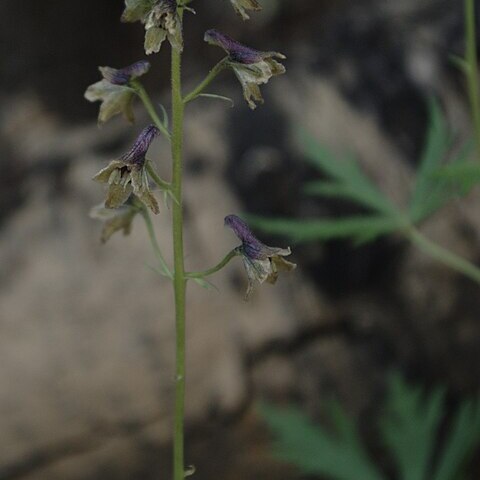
[[229, 0, 261, 20], [90, 202, 138, 243], [121, 0, 183, 55], [93, 125, 160, 214], [85, 60, 150, 124], [204, 29, 285, 110], [225, 214, 296, 300], [99, 60, 150, 86]]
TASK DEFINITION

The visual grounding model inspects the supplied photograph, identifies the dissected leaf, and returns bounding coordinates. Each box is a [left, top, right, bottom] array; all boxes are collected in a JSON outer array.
[[246, 215, 403, 244], [434, 400, 480, 480], [302, 137, 397, 215], [409, 99, 456, 223], [260, 402, 384, 480], [435, 158, 480, 197], [380, 375, 445, 480]]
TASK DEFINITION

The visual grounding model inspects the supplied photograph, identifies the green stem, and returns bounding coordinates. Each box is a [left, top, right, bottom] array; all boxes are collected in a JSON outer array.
[[406, 227, 480, 284], [186, 249, 238, 279], [183, 57, 229, 104], [132, 80, 171, 141], [141, 207, 173, 279], [465, 0, 480, 158], [146, 162, 171, 191], [171, 12, 186, 480]]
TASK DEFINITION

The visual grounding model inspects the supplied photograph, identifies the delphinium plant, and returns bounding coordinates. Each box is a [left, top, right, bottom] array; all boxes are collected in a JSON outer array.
[[85, 1, 296, 479]]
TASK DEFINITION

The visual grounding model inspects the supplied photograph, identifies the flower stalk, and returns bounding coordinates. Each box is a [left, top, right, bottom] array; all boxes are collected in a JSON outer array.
[[186, 249, 239, 279], [133, 80, 171, 140], [183, 57, 229, 104], [170, 7, 187, 480]]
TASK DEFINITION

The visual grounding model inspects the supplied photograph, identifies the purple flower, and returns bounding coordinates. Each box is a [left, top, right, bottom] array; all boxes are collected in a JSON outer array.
[[85, 60, 150, 124], [122, 0, 183, 55], [99, 60, 151, 86], [228, 0, 261, 21], [93, 125, 160, 214], [225, 215, 296, 300], [204, 30, 286, 109]]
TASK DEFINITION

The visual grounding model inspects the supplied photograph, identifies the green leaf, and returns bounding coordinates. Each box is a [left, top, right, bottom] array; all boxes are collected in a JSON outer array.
[[380, 375, 446, 480], [246, 215, 403, 244], [435, 160, 480, 196], [434, 400, 480, 480], [302, 137, 397, 215], [260, 402, 384, 480], [409, 99, 456, 223]]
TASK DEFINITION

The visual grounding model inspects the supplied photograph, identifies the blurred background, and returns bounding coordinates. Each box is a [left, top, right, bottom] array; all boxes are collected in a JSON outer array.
[[1, 0, 480, 479]]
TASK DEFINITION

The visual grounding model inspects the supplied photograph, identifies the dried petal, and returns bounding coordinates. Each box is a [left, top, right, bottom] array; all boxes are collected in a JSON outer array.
[[90, 204, 138, 243], [122, 0, 156, 22], [130, 167, 160, 214], [145, 26, 168, 54], [229, 0, 261, 20], [85, 80, 135, 124]]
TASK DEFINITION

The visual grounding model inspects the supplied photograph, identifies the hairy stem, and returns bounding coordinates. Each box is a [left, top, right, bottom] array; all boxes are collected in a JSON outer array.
[[186, 249, 238, 279], [171, 12, 186, 480], [141, 206, 172, 279], [133, 81, 171, 141], [183, 57, 229, 104], [406, 227, 480, 284], [465, 0, 480, 158]]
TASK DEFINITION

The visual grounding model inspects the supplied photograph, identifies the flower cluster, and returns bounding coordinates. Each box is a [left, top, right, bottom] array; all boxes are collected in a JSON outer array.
[[121, 0, 183, 54], [88, 0, 295, 298], [93, 125, 161, 215], [225, 215, 296, 299], [204, 29, 286, 109], [85, 60, 150, 124]]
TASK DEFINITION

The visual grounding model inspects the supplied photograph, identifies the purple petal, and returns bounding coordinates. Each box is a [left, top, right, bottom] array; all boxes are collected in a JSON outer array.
[[224, 214, 265, 259], [204, 30, 262, 64], [121, 125, 160, 166], [100, 60, 151, 85]]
